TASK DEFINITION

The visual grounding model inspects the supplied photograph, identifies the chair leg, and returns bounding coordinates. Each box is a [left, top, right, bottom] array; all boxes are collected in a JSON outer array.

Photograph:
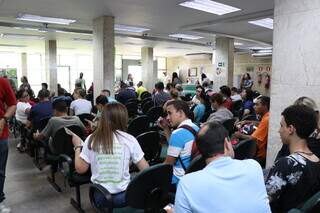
[[47, 165, 62, 192], [70, 185, 85, 213]]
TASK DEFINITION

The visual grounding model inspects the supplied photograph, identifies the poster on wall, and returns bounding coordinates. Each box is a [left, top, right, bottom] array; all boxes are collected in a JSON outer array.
[[0, 68, 18, 89]]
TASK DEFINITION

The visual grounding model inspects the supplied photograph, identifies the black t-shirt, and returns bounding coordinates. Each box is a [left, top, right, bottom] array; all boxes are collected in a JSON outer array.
[[266, 153, 320, 212]]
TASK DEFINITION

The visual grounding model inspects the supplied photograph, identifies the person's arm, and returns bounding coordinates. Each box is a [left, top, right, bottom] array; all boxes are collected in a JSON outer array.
[[164, 155, 177, 165], [136, 158, 149, 171]]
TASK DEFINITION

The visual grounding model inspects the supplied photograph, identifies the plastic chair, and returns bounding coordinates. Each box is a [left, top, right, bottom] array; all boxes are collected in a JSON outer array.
[[222, 118, 236, 136], [232, 100, 243, 117], [185, 155, 206, 174], [125, 102, 138, 118], [146, 106, 164, 124], [141, 97, 152, 108], [141, 91, 151, 101], [127, 116, 150, 137], [234, 139, 257, 160], [288, 191, 320, 213], [136, 131, 162, 165], [77, 113, 95, 126], [142, 101, 154, 114]]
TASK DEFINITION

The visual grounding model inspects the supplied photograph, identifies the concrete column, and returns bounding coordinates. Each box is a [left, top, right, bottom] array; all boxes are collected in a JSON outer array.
[[141, 47, 155, 91], [21, 52, 27, 78], [45, 40, 57, 95], [93, 16, 115, 100], [214, 37, 234, 90], [266, 0, 320, 167]]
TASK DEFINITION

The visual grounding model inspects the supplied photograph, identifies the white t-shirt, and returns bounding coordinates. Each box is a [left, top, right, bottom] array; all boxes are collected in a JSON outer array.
[[70, 99, 92, 115], [80, 131, 144, 194], [15, 102, 31, 124]]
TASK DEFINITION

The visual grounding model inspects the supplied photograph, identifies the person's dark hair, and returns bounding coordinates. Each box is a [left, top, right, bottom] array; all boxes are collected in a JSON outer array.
[[244, 88, 254, 101], [175, 84, 183, 92], [166, 83, 174, 91], [170, 89, 179, 99], [172, 72, 178, 80], [231, 87, 239, 93], [201, 73, 207, 81], [220, 86, 231, 97], [155, 82, 165, 90], [257, 96, 270, 111], [96, 95, 108, 105], [21, 76, 28, 83], [202, 81, 209, 88], [41, 83, 48, 89], [129, 81, 134, 87], [16, 90, 24, 99], [102, 89, 111, 96], [196, 122, 228, 158], [281, 105, 318, 140], [57, 88, 65, 96], [210, 93, 224, 105], [53, 100, 68, 113], [88, 102, 128, 154], [137, 81, 143, 87], [38, 89, 50, 99], [166, 99, 192, 119], [245, 73, 251, 80], [120, 81, 127, 89], [196, 85, 204, 91], [75, 88, 86, 98]]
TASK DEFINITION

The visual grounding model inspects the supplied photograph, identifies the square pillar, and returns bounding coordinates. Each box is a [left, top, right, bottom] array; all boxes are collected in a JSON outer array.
[[21, 52, 28, 78], [141, 47, 155, 91], [45, 40, 57, 95]]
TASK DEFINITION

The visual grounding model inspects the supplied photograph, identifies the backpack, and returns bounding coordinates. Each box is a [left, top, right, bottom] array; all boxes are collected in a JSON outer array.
[[177, 125, 200, 171]]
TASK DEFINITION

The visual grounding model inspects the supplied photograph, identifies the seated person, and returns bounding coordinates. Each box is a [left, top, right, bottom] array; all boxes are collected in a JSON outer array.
[[265, 105, 320, 212], [115, 82, 136, 105], [231, 87, 242, 102], [15, 90, 32, 151], [220, 85, 233, 111], [192, 89, 208, 125], [173, 123, 271, 213], [153, 82, 171, 107], [27, 89, 53, 130], [158, 100, 199, 189], [276, 96, 320, 160], [101, 89, 117, 103], [51, 87, 72, 105], [87, 95, 109, 131], [206, 93, 233, 124], [136, 81, 147, 100], [239, 88, 255, 119], [233, 96, 270, 167], [67, 102, 149, 208], [70, 88, 92, 116], [190, 85, 203, 106], [33, 100, 85, 141]]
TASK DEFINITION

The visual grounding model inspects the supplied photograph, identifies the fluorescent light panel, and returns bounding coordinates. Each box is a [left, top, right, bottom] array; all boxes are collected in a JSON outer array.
[[249, 18, 273, 29], [169, 33, 203, 40], [179, 0, 241, 15], [115, 24, 149, 33], [17, 13, 76, 25], [234, 42, 243, 46], [0, 33, 44, 40]]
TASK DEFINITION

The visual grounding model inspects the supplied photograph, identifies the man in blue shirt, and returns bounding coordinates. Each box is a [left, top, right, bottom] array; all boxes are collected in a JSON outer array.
[[158, 100, 199, 188], [174, 122, 271, 213]]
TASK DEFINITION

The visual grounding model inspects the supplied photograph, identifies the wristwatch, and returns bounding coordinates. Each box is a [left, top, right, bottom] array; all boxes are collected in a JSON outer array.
[[73, 145, 83, 152]]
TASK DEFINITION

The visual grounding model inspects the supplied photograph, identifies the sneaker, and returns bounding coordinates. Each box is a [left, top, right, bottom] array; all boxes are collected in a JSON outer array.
[[0, 203, 11, 213]]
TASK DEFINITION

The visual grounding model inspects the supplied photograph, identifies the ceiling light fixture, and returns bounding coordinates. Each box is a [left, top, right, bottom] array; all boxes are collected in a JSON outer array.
[[169, 33, 203, 40], [115, 24, 150, 33], [234, 42, 243, 46], [0, 33, 45, 40], [17, 13, 76, 25], [179, 0, 241, 15], [248, 18, 273, 29]]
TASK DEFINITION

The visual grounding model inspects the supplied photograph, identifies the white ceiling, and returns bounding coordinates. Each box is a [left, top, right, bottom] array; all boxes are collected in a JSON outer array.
[[0, 0, 274, 56]]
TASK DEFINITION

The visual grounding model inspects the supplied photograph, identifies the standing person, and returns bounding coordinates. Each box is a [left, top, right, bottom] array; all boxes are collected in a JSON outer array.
[[75, 72, 86, 91], [172, 72, 182, 87], [0, 77, 17, 213], [67, 103, 149, 208], [19, 76, 34, 99], [240, 73, 254, 89]]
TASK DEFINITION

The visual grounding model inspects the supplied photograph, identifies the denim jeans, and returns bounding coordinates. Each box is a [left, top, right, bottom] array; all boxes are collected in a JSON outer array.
[[94, 190, 127, 208], [0, 139, 8, 203]]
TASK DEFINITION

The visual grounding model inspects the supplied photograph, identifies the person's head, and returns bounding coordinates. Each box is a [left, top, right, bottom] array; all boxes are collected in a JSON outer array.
[[127, 73, 133, 81], [37, 89, 50, 100], [196, 122, 234, 160], [88, 102, 128, 153], [16, 90, 29, 102], [170, 89, 179, 100], [57, 84, 61, 89], [172, 72, 178, 80], [41, 83, 48, 90], [166, 83, 174, 91], [57, 88, 65, 96], [73, 88, 86, 99], [120, 81, 127, 89], [220, 86, 231, 98], [210, 93, 224, 110], [137, 81, 143, 87], [279, 105, 318, 145], [80, 72, 83, 78], [202, 81, 209, 88], [175, 84, 183, 92], [155, 82, 165, 91], [241, 88, 254, 100], [128, 81, 134, 87], [195, 85, 204, 98], [293, 96, 319, 126], [101, 89, 111, 97], [231, 87, 239, 96], [21, 76, 28, 83], [165, 100, 191, 128], [96, 95, 109, 112], [244, 73, 251, 80], [52, 100, 68, 116], [201, 73, 207, 81], [254, 96, 270, 115]]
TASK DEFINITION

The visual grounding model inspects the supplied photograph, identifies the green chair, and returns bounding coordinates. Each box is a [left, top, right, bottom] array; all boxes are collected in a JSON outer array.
[[288, 191, 320, 213]]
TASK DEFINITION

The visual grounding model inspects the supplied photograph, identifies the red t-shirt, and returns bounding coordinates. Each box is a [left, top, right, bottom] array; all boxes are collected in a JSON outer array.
[[0, 78, 17, 139], [223, 97, 233, 111]]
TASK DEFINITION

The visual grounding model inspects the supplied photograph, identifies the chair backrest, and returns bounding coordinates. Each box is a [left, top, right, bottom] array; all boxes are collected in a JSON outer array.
[[288, 191, 320, 213], [222, 118, 236, 136], [234, 139, 257, 160], [186, 155, 206, 174], [232, 100, 243, 111], [136, 131, 161, 164], [77, 113, 95, 126], [142, 101, 154, 114], [125, 102, 138, 118], [146, 106, 164, 123], [127, 115, 150, 137], [50, 125, 84, 156], [141, 91, 151, 101], [126, 164, 173, 211], [141, 97, 152, 108], [37, 116, 51, 131], [240, 113, 257, 121]]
